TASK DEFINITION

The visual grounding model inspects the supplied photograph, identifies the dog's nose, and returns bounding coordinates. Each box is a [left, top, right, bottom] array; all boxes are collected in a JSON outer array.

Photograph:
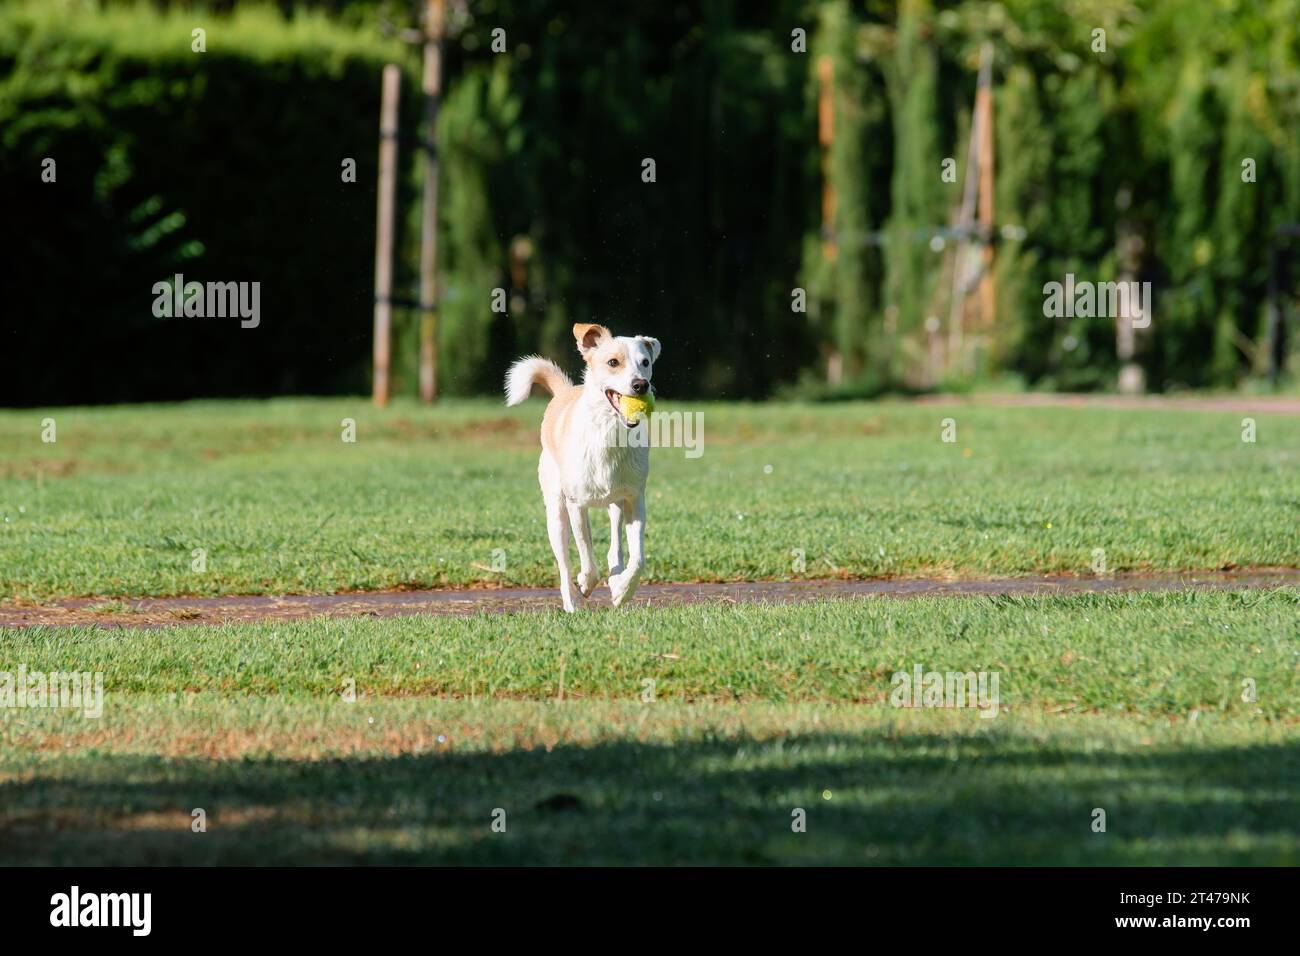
[[631, 378, 648, 395]]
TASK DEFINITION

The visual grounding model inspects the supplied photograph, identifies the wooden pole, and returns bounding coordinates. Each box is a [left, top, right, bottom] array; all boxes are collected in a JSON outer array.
[[418, 0, 445, 402], [816, 54, 842, 387], [816, 55, 837, 264], [372, 63, 401, 407], [975, 42, 996, 333], [1115, 205, 1146, 394], [947, 89, 981, 369]]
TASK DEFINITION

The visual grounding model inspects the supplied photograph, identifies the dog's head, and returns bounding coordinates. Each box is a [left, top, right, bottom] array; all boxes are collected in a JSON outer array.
[[573, 323, 661, 428]]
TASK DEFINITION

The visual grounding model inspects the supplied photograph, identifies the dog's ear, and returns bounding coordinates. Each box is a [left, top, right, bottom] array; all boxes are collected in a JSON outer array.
[[637, 336, 661, 362], [573, 323, 611, 358]]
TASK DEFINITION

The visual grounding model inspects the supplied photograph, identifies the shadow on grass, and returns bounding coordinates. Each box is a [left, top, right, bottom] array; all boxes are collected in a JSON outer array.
[[3, 731, 1297, 865]]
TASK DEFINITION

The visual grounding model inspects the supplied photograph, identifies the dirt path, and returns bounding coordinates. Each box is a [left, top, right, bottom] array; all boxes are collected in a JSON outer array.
[[917, 393, 1300, 415], [2, 569, 1296, 629]]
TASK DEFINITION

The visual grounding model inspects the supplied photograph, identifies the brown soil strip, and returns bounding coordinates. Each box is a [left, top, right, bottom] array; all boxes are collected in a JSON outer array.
[[917, 393, 1300, 415], [2, 569, 1296, 630]]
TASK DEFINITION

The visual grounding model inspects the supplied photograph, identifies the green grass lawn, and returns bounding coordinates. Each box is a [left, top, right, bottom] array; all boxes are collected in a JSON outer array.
[[2, 397, 1296, 865], [2, 589, 1297, 864], [1, 397, 1297, 600]]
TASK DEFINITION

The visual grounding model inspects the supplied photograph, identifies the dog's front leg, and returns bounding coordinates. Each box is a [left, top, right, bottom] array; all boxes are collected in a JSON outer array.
[[606, 501, 624, 578], [609, 494, 645, 608], [546, 498, 577, 613], [568, 503, 599, 598]]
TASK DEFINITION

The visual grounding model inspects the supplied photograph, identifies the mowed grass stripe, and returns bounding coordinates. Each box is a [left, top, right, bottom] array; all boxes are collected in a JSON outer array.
[[1, 398, 1297, 599], [5, 589, 1297, 716]]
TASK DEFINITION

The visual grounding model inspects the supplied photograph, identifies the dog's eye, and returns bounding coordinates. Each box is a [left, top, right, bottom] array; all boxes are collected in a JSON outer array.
[[640, 360, 649, 367], [607, 358, 619, 367]]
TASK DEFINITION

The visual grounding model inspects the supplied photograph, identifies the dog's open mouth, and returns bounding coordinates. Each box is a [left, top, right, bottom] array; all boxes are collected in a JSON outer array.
[[604, 388, 635, 427]]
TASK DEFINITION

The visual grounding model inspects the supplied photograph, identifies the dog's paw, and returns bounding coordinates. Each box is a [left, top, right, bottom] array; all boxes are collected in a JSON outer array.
[[560, 585, 578, 613], [609, 570, 640, 608], [577, 570, 599, 598]]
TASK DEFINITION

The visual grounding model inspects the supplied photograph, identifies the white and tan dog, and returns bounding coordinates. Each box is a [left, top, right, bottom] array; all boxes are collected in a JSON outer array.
[[505, 323, 660, 612]]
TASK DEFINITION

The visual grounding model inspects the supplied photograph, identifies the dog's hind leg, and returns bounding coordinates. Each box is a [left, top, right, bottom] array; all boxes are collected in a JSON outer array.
[[609, 494, 644, 608], [606, 501, 625, 578], [569, 503, 599, 598], [546, 497, 577, 613]]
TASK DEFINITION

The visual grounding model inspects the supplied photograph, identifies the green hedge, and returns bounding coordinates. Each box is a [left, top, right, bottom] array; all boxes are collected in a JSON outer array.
[[0, 3, 418, 404], [5, 1, 1299, 404]]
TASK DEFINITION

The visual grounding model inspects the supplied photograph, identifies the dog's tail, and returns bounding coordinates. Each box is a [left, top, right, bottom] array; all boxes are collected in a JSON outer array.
[[505, 355, 572, 406]]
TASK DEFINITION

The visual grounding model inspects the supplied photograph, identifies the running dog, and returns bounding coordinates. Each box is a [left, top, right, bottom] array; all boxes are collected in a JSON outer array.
[[504, 323, 660, 611]]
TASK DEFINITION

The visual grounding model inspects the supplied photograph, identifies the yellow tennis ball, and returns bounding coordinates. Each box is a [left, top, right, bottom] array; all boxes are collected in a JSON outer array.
[[619, 392, 655, 424]]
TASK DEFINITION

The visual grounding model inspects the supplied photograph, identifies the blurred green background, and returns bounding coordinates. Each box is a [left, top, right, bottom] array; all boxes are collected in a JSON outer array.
[[3, 0, 1298, 404]]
